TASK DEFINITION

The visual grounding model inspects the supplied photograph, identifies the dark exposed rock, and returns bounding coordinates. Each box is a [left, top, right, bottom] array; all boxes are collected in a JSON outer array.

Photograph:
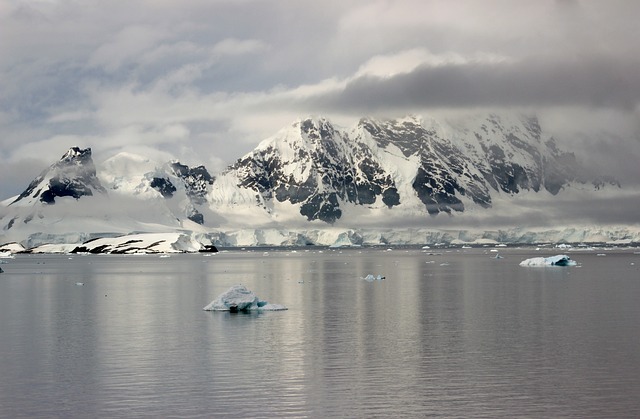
[[170, 162, 214, 204], [188, 211, 204, 225], [199, 244, 219, 253], [150, 177, 176, 198]]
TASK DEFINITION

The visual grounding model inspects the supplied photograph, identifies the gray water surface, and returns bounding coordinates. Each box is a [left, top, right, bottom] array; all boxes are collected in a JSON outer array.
[[1, 248, 639, 417]]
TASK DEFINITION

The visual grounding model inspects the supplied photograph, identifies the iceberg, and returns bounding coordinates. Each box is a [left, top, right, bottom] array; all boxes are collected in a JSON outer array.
[[519, 254, 577, 267], [363, 274, 385, 281], [203, 285, 287, 312]]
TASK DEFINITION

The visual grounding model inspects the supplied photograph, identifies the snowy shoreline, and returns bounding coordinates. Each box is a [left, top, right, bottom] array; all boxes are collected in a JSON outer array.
[[1, 227, 639, 255]]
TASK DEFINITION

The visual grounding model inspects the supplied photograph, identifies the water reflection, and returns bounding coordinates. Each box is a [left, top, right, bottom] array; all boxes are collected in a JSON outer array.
[[1, 250, 639, 417]]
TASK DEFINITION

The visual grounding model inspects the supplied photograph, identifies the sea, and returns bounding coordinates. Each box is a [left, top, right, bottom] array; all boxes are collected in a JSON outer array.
[[1, 247, 639, 418]]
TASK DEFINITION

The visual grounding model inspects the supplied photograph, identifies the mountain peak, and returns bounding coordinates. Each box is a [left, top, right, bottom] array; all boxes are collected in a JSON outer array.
[[296, 116, 338, 140], [296, 115, 332, 125], [10, 146, 105, 206], [60, 146, 92, 162]]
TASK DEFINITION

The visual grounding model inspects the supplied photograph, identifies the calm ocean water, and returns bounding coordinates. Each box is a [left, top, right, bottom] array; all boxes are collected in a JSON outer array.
[[1, 247, 639, 418]]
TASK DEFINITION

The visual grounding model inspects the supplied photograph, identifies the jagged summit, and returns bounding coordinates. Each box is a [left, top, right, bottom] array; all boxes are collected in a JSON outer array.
[[11, 147, 105, 206], [60, 146, 93, 163]]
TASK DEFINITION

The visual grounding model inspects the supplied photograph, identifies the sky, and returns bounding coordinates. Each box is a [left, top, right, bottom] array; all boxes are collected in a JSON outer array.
[[1, 0, 639, 205]]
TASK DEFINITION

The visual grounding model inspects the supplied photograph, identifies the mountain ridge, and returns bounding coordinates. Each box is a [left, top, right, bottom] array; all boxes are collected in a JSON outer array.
[[211, 113, 611, 224], [0, 112, 626, 248]]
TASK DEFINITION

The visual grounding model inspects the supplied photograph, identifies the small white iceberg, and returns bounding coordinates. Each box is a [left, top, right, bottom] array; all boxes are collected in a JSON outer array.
[[519, 254, 577, 267], [203, 284, 287, 312]]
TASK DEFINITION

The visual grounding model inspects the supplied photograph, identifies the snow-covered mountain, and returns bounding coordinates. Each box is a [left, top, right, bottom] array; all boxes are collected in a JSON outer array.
[[99, 152, 216, 225], [0, 148, 218, 248], [10, 147, 106, 207], [0, 113, 634, 250], [208, 113, 615, 225]]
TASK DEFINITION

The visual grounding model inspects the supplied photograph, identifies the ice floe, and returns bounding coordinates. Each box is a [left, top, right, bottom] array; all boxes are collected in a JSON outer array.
[[203, 284, 287, 312], [519, 254, 577, 267]]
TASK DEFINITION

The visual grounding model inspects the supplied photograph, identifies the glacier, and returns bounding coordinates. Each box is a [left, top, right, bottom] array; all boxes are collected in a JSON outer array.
[[1, 225, 640, 254]]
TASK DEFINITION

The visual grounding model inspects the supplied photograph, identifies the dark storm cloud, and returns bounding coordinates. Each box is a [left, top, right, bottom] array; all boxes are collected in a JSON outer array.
[[305, 56, 640, 113]]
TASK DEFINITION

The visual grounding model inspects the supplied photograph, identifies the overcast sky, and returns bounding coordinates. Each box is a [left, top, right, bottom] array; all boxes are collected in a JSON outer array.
[[1, 0, 639, 203]]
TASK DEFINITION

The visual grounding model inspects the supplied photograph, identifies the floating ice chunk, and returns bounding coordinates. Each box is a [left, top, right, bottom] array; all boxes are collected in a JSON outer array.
[[203, 284, 287, 311], [519, 254, 577, 267]]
